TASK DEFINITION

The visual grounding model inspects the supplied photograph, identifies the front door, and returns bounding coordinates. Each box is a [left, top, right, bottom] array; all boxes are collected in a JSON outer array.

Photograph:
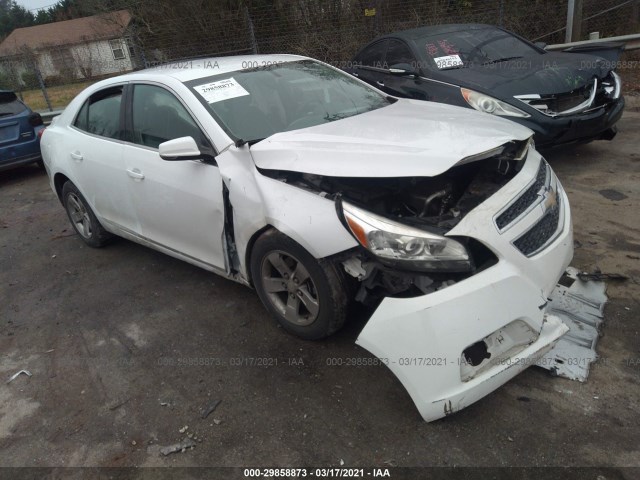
[[122, 83, 227, 270]]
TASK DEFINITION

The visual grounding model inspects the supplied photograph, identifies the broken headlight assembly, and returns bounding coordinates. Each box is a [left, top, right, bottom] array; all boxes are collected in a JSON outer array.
[[603, 70, 622, 100], [340, 201, 472, 272], [461, 88, 530, 118]]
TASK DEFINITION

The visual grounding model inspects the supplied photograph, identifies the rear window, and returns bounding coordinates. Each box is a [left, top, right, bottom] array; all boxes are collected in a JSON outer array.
[[73, 86, 123, 140], [0, 92, 27, 116]]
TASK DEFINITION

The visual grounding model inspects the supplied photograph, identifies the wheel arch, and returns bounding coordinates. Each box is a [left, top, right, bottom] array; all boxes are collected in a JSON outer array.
[[243, 225, 279, 288], [53, 172, 71, 203]]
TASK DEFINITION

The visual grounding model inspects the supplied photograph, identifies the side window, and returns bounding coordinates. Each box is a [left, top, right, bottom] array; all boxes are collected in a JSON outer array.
[[385, 40, 416, 67], [73, 86, 123, 140], [355, 40, 388, 68], [74, 101, 89, 131], [131, 84, 206, 149]]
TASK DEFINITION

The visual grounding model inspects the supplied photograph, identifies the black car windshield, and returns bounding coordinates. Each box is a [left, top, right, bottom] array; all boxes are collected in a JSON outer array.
[[416, 27, 540, 70], [0, 92, 27, 116], [186, 60, 391, 143]]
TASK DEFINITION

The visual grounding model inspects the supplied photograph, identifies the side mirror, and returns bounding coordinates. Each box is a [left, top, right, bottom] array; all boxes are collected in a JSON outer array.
[[534, 41, 547, 50], [388, 63, 419, 77], [159, 136, 212, 161]]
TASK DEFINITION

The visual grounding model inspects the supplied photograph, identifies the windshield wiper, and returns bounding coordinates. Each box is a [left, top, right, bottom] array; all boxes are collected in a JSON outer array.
[[482, 56, 523, 65]]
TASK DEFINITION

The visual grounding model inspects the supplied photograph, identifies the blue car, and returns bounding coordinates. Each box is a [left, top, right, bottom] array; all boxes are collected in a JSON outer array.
[[0, 90, 45, 171]]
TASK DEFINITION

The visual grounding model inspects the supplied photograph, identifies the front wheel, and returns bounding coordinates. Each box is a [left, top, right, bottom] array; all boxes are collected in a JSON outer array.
[[250, 230, 350, 340], [62, 181, 113, 247]]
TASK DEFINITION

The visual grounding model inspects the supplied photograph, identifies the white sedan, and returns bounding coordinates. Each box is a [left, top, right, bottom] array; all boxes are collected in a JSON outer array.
[[41, 55, 573, 422]]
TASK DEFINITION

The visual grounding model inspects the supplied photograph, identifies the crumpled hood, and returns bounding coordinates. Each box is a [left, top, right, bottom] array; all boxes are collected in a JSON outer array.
[[250, 99, 531, 178], [440, 52, 611, 97]]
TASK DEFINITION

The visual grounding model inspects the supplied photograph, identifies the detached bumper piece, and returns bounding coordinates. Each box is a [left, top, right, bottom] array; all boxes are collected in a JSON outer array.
[[535, 267, 608, 381]]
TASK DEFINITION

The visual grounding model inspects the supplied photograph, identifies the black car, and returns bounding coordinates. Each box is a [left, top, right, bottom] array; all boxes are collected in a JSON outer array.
[[348, 24, 624, 147]]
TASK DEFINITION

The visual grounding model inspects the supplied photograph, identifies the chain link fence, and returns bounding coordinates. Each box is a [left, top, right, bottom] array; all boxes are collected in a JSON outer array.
[[1, 0, 638, 112]]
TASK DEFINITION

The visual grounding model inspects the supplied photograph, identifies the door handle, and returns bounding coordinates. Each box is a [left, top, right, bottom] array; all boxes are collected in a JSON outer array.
[[70, 152, 83, 161], [376, 81, 385, 87], [126, 168, 145, 180]]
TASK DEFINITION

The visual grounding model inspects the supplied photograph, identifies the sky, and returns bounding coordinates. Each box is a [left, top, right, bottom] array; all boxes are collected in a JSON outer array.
[[16, 0, 58, 12]]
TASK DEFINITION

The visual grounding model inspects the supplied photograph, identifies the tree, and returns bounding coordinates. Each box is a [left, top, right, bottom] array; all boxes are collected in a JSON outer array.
[[0, 1, 35, 40]]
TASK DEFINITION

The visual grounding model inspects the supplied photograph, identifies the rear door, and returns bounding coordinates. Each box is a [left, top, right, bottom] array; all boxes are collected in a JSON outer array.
[[67, 85, 138, 232], [121, 82, 227, 270]]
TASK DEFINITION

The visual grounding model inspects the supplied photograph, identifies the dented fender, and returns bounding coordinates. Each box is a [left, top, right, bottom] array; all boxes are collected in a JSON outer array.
[[215, 146, 357, 281]]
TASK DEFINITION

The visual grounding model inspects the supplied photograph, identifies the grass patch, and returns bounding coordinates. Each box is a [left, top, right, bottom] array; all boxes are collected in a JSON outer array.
[[19, 81, 94, 111]]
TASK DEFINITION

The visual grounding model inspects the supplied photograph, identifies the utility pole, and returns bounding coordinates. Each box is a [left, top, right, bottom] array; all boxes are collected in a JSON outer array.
[[565, 0, 584, 43]]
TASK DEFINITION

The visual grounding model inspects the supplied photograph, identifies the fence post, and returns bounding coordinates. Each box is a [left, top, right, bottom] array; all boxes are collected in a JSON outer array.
[[245, 6, 258, 54], [35, 66, 52, 112], [27, 55, 52, 112], [566, 0, 583, 43]]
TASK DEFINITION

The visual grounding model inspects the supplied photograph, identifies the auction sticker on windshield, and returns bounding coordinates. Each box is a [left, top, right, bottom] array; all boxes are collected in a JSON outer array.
[[194, 77, 250, 104], [434, 55, 463, 69]]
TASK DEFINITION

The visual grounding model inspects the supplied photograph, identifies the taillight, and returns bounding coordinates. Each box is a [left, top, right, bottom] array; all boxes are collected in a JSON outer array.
[[37, 127, 46, 139], [29, 112, 43, 127]]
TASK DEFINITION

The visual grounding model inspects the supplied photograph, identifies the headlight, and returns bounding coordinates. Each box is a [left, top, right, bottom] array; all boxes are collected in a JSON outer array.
[[341, 201, 472, 272], [612, 71, 622, 99], [461, 88, 530, 118]]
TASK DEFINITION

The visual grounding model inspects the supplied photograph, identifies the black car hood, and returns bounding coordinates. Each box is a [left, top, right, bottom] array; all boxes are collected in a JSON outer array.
[[437, 52, 610, 97]]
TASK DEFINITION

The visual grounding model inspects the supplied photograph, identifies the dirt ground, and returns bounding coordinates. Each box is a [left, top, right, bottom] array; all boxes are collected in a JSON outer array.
[[0, 111, 639, 479]]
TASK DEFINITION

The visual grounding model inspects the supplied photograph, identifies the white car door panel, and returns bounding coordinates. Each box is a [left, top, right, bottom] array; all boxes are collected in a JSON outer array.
[[124, 148, 227, 269], [124, 83, 227, 270], [67, 86, 139, 233]]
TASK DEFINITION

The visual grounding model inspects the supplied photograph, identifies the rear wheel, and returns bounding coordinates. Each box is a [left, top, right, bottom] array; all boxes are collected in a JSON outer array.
[[250, 230, 350, 340], [62, 181, 113, 247]]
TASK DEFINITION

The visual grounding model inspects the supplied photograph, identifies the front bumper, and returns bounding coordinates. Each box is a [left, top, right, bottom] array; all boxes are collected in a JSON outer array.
[[517, 97, 625, 147], [356, 149, 574, 421]]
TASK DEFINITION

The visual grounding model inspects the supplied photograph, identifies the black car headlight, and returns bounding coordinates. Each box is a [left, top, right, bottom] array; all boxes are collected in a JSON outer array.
[[341, 201, 472, 272], [461, 88, 530, 118]]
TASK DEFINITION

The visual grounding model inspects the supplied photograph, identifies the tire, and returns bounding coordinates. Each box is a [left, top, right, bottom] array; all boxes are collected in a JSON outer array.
[[36, 159, 45, 170], [250, 229, 350, 340], [62, 181, 113, 248]]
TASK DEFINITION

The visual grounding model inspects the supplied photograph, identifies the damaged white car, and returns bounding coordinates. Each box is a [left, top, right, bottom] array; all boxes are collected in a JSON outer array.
[[41, 55, 574, 422]]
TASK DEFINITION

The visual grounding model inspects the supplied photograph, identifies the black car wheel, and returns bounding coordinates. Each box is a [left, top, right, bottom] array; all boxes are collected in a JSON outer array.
[[250, 230, 350, 340], [62, 181, 113, 247]]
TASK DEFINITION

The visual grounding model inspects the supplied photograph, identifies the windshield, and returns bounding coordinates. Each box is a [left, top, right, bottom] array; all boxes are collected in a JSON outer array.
[[186, 60, 391, 143], [416, 27, 540, 70], [0, 92, 26, 116]]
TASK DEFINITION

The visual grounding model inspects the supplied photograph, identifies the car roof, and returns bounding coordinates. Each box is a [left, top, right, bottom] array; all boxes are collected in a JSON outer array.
[[380, 23, 496, 41], [120, 54, 308, 83]]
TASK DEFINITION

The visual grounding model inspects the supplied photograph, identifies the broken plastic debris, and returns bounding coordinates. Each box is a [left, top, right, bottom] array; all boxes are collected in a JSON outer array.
[[6, 370, 32, 384], [536, 267, 608, 381], [159, 438, 197, 456], [201, 399, 221, 419]]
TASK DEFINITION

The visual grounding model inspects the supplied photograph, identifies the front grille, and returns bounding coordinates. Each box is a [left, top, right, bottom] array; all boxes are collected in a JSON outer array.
[[496, 161, 547, 229], [513, 201, 561, 256], [514, 76, 616, 116]]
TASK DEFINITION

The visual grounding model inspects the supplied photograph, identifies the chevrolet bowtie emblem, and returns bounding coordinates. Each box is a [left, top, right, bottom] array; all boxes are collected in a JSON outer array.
[[543, 186, 558, 211]]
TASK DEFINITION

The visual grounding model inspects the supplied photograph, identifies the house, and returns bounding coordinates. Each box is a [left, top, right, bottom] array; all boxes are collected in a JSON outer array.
[[0, 10, 138, 86]]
